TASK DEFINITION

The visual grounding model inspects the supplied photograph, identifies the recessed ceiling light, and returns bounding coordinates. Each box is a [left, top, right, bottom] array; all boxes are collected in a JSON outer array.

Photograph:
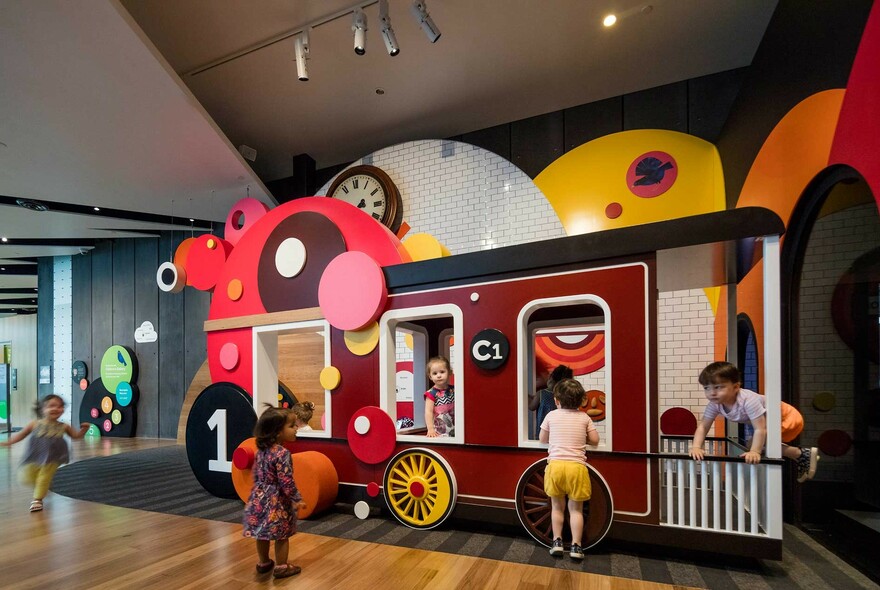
[[15, 198, 49, 212], [1, 237, 7, 242], [94, 207, 101, 211], [603, 14, 617, 27], [375, 88, 386, 95]]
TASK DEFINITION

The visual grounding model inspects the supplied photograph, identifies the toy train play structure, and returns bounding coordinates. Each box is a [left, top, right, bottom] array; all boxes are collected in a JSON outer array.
[[167, 195, 787, 559]]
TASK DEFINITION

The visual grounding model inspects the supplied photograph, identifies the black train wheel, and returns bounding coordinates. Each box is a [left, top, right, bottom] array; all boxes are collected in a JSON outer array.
[[514, 458, 613, 550]]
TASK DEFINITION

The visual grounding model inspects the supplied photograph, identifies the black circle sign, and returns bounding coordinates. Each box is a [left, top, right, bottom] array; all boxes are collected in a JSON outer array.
[[72, 360, 88, 384], [185, 382, 257, 499], [470, 329, 510, 370]]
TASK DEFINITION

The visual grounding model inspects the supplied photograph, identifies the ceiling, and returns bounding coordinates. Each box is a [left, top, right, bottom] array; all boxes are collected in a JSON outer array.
[[0, 0, 777, 316]]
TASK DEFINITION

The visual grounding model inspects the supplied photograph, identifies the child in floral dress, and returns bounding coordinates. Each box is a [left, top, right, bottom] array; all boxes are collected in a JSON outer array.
[[242, 406, 307, 578]]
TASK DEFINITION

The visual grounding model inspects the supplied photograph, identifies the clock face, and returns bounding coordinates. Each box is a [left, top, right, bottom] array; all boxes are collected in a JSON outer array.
[[330, 173, 388, 222], [327, 165, 403, 232]]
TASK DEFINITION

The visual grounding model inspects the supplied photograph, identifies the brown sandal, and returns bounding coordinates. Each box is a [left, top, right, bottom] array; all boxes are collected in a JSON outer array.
[[256, 559, 274, 574], [273, 564, 302, 579]]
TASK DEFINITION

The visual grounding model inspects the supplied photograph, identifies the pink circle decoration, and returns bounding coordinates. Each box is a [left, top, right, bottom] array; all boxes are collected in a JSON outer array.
[[605, 202, 623, 219], [90, 408, 99, 419], [347, 406, 396, 464], [817, 429, 852, 457], [103, 419, 112, 432], [232, 446, 254, 470], [626, 151, 678, 198], [320, 413, 326, 430], [219, 342, 240, 371], [660, 407, 697, 436], [224, 197, 270, 246], [366, 482, 381, 497], [318, 251, 388, 331]]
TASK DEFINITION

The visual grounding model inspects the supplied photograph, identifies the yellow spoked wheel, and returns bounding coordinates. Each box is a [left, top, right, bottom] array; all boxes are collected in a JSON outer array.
[[383, 448, 457, 529]]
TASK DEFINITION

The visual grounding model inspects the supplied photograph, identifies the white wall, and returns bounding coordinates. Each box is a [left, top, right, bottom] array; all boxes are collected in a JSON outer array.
[[53, 256, 73, 423]]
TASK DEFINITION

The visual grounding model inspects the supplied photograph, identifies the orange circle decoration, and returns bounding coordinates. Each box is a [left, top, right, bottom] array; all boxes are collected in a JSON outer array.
[[79, 378, 89, 391], [226, 278, 244, 301], [100, 396, 113, 414], [580, 390, 607, 421], [347, 407, 396, 464], [231, 437, 339, 518], [318, 251, 388, 331]]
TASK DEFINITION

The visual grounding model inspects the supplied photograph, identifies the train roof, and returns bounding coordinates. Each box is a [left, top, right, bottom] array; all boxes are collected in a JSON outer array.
[[385, 206, 784, 293]]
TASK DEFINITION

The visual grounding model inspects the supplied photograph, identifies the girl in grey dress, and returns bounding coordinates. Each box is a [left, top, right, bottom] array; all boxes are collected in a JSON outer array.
[[1, 394, 89, 512]]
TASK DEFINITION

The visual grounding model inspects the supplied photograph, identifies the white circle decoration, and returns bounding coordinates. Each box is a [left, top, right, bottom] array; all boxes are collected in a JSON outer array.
[[275, 238, 307, 278], [354, 415, 371, 435], [470, 292, 480, 302], [354, 500, 371, 520]]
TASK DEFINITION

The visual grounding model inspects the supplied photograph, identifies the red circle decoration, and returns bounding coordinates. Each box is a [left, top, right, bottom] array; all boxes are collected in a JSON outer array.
[[225, 198, 270, 246], [366, 482, 381, 497], [103, 419, 112, 432], [817, 429, 853, 457], [626, 151, 677, 198], [605, 202, 623, 219], [219, 342, 240, 371], [319, 251, 388, 331], [185, 234, 233, 291], [660, 407, 698, 436], [90, 408, 99, 418], [409, 481, 426, 498], [347, 406, 396, 464], [232, 445, 254, 470], [80, 379, 89, 390]]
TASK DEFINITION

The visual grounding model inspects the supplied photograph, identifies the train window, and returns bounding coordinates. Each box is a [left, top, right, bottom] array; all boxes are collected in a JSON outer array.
[[252, 319, 332, 438], [518, 296, 612, 451], [379, 304, 464, 444]]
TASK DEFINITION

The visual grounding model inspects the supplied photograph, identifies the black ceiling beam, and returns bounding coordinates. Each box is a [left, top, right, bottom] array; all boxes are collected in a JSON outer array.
[[0, 297, 38, 305], [0, 265, 38, 275], [0, 194, 215, 230], [0, 308, 37, 315], [0, 288, 39, 294], [0, 238, 97, 247]]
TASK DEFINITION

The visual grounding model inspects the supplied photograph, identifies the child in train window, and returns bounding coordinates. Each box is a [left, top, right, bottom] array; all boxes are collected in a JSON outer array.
[[424, 356, 454, 437], [290, 401, 315, 432], [539, 378, 600, 559], [689, 361, 819, 482], [529, 365, 573, 439]]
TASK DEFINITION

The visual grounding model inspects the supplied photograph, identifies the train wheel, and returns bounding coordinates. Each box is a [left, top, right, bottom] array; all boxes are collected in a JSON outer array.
[[383, 448, 457, 529], [514, 459, 614, 550]]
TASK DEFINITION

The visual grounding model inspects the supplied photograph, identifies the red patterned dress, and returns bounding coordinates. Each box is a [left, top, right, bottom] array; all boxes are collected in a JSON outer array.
[[242, 444, 302, 540]]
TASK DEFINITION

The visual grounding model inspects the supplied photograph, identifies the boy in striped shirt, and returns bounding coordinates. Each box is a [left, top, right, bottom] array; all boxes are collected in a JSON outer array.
[[539, 378, 600, 560]]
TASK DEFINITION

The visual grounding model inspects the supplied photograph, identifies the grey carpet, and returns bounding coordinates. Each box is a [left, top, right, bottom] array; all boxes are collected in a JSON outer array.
[[50, 446, 877, 589]]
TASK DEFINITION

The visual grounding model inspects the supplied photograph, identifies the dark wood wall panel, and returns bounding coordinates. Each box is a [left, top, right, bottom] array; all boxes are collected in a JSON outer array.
[[134, 239, 159, 437], [90, 242, 113, 371], [178, 287, 209, 438], [510, 112, 564, 178], [36, 259, 54, 399], [459, 123, 512, 162], [564, 96, 623, 151], [112, 239, 135, 351], [623, 81, 688, 132], [71, 254, 92, 420], [158, 234, 186, 438]]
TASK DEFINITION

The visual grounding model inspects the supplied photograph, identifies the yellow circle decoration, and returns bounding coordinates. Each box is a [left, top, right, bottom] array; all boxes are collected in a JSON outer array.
[[319, 366, 342, 390], [100, 396, 113, 414], [344, 322, 380, 356], [402, 233, 450, 262], [813, 391, 836, 412], [404, 333, 414, 351], [227, 278, 243, 301], [206, 238, 216, 250]]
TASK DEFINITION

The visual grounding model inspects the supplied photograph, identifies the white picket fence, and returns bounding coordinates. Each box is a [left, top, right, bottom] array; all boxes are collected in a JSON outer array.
[[659, 437, 782, 539]]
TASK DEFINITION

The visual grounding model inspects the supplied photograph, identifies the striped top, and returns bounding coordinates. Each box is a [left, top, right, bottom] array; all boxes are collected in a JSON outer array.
[[703, 387, 766, 424], [540, 409, 597, 466]]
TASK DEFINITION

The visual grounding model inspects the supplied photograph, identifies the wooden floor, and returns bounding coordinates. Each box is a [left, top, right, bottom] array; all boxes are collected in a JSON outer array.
[[0, 436, 693, 590]]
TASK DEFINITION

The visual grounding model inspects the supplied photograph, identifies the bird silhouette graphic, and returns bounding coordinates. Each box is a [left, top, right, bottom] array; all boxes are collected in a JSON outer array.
[[117, 351, 127, 366], [633, 157, 674, 186]]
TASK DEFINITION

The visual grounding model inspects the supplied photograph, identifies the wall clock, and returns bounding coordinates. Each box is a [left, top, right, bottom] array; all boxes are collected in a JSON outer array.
[[327, 165, 403, 233]]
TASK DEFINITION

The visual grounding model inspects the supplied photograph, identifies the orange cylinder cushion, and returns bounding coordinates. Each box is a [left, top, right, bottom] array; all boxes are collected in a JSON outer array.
[[780, 401, 804, 443]]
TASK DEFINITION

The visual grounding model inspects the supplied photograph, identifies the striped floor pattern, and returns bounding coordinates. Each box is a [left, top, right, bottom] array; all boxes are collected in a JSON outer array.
[[50, 445, 877, 590]]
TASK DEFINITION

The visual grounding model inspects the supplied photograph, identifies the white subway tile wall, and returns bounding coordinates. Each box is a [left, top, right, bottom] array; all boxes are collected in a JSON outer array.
[[318, 140, 566, 254], [798, 202, 880, 482]]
